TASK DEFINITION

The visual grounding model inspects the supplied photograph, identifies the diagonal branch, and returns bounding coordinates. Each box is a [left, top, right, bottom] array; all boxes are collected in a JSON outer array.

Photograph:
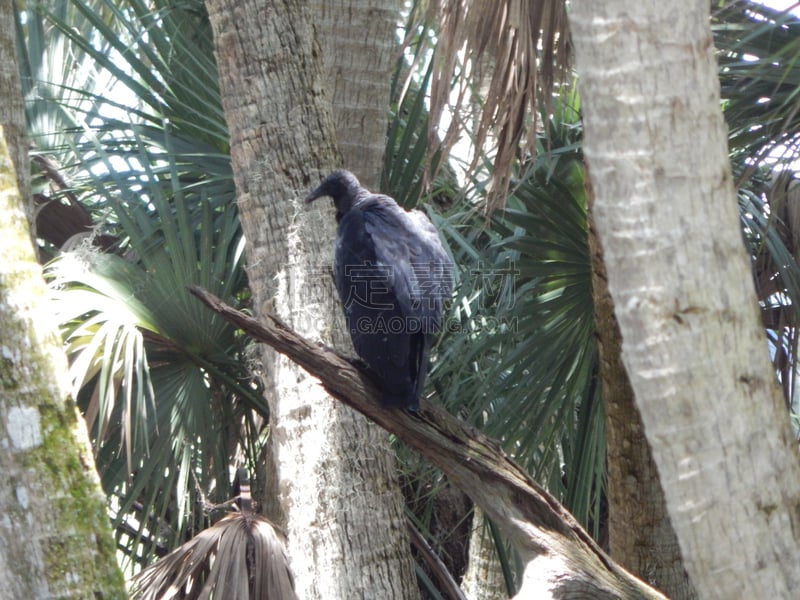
[[189, 285, 666, 599]]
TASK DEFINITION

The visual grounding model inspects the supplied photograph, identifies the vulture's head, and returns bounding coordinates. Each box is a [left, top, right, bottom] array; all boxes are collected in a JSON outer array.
[[305, 170, 364, 221]]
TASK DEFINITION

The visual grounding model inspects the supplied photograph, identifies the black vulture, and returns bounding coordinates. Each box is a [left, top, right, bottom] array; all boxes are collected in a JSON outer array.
[[305, 170, 453, 410]]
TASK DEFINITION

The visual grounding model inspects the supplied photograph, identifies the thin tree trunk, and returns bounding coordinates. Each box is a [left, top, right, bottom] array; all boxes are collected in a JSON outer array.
[[311, 2, 419, 594], [571, 1, 800, 597], [588, 203, 697, 599], [0, 0, 30, 225], [461, 507, 508, 600], [204, 0, 417, 597]]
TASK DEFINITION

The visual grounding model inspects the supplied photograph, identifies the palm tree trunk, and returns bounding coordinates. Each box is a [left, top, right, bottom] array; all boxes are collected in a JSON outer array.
[[310, 0, 399, 188], [0, 130, 126, 600], [0, 8, 124, 591], [588, 205, 696, 599], [461, 507, 507, 600], [1, 1, 30, 232], [571, 1, 800, 597], [204, 0, 417, 597]]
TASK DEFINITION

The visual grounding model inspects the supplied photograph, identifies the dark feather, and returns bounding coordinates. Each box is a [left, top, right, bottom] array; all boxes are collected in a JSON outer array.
[[306, 170, 452, 410]]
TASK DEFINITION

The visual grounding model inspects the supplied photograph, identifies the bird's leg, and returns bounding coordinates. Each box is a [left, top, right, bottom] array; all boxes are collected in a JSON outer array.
[[316, 344, 383, 389], [344, 356, 384, 388]]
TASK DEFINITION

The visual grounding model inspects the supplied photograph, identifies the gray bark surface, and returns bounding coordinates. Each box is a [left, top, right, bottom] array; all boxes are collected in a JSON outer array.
[[571, 1, 800, 597], [204, 0, 417, 597], [0, 5, 124, 595], [0, 125, 125, 598], [589, 209, 696, 599], [461, 507, 508, 600], [310, 0, 399, 188], [0, 0, 30, 223]]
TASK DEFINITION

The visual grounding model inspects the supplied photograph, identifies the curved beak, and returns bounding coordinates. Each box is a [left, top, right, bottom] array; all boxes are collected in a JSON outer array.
[[304, 183, 328, 204]]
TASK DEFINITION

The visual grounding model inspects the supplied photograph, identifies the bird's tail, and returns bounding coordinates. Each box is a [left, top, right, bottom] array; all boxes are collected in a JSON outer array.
[[410, 336, 431, 411], [378, 334, 431, 411], [381, 390, 418, 411]]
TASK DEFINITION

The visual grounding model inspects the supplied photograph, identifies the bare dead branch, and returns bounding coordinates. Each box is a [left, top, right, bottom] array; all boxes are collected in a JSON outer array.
[[426, 0, 572, 210], [188, 285, 666, 599]]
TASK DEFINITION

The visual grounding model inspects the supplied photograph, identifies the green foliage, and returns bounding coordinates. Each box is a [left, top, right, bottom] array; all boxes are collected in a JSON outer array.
[[18, 0, 265, 570], [393, 77, 601, 590], [432, 123, 602, 533], [714, 0, 800, 170], [44, 152, 265, 568], [383, 59, 434, 208], [18, 0, 800, 593], [715, 1, 800, 415]]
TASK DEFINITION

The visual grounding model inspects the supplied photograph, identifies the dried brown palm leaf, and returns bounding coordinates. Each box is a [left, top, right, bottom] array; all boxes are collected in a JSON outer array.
[[131, 511, 297, 600], [427, 0, 571, 210]]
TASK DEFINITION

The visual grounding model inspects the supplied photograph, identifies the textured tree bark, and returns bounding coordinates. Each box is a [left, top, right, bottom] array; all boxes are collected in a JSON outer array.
[[588, 204, 697, 599], [204, 0, 417, 597], [461, 507, 508, 600], [0, 6, 124, 595], [571, 1, 800, 597], [0, 0, 30, 224], [0, 124, 125, 598], [191, 285, 669, 600], [309, 0, 399, 189]]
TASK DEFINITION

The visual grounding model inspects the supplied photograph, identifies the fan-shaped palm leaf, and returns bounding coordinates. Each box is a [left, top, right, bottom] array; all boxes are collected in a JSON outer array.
[[46, 187, 265, 565], [713, 2, 800, 416], [131, 510, 296, 600], [19, 0, 266, 569], [714, 0, 800, 174], [434, 156, 601, 528]]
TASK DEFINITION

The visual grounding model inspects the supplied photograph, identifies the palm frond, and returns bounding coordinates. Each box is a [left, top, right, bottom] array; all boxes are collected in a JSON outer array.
[[131, 511, 297, 600], [397, 85, 599, 591], [713, 2, 800, 418], [383, 11, 460, 210], [25, 0, 230, 229], [714, 0, 800, 175], [46, 188, 265, 566], [21, 0, 267, 570], [423, 0, 571, 209], [42, 0, 226, 149], [430, 102, 602, 532]]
